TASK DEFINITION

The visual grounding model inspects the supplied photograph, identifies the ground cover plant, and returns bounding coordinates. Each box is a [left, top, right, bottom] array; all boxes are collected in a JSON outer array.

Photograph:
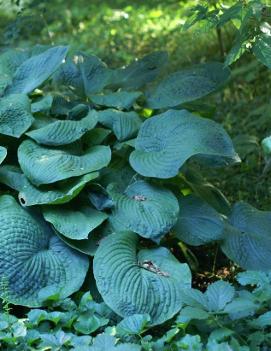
[[1, 0, 271, 350]]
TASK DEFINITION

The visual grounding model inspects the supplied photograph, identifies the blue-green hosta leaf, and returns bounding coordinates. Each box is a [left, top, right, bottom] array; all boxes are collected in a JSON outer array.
[[98, 109, 142, 141], [116, 314, 151, 335], [93, 231, 191, 325], [18, 139, 111, 185], [253, 34, 271, 69], [221, 202, 271, 270], [43, 205, 108, 240], [177, 306, 209, 323], [110, 51, 169, 90], [26, 110, 98, 146], [205, 281, 235, 312], [79, 53, 112, 95], [0, 94, 34, 137], [109, 181, 179, 243], [0, 195, 89, 307], [5, 46, 68, 95], [83, 128, 111, 147], [130, 110, 239, 178], [250, 311, 271, 328], [31, 95, 53, 114], [0, 165, 99, 206], [0, 147, 7, 165], [146, 63, 230, 109], [91, 91, 142, 110], [174, 195, 224, 245]]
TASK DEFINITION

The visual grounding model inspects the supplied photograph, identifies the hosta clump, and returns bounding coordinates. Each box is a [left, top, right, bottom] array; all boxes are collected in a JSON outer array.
[[0, 44, 267, 326]]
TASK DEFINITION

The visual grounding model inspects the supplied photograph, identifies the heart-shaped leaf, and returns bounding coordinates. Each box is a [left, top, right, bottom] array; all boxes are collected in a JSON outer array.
[[43, 205, 108, 240], [5, 46, 68, 95], [94, 231, 191, 325], [0, 195, 89, 306], [0, 94, 34, 138], [174, 195, 224, 245], [146, 63, 230, 109], [0, 165, 99, 206], [130, 109, 239, 179], [18, 139, 111, 185], [98, 109, 142, 141], [221, 202, 271, 270], [26, 110, 98, 146], [109, 181, 179, 243]]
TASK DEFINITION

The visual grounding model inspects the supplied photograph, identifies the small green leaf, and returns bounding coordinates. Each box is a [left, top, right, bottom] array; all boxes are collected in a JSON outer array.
[[253, 34, 271, 69], [0, 147, 7, 165], [205, 281, 235, 312]]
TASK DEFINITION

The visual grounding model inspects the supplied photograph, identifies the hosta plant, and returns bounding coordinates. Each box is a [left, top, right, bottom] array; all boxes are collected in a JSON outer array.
[[0, 44, 270, 327]]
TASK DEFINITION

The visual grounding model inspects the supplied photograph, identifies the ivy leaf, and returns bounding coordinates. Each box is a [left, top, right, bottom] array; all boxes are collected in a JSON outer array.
[[0, 147, 7, 165], [130, 109, 239, 179], [0, 165, 99, 206], [18, 139, 111, 185], [205, 281, 235, 312], [43, 205, 108, 240], [108, 181, 179, 243], [0, 195, 89, 307], [146, 63, 230, 109], [0, 94, 34, 138], [5, 46, 68, 95], [93, 231, 191, 326], [98, 109, 142, 142], [221, 202, 271, 270], [26, 110, 98, 146], [91, 91, 142, 110], [174, 195, 224, 245]]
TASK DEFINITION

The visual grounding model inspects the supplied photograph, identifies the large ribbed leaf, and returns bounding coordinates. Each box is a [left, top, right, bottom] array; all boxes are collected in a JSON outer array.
[[130, 110, 239, 179], [146, 63, 230, 109], [174, 195, 224, 246], [5, 46, 68, 95], [0, 165, 99, 206], [79, 54, 112, 95], [43, 205, 108, 240], [221, 202, 271, 270], [0, 147, 7, 165], [0, 94, 34, 138], [94, 231, 191, 325], [91, 91, 142, 110], [98, 109, 142, 141], [110, 51, 168, 90], [26, 110, 98, 146], [0, 195, 89, 307], [109, 181, 179, 243], [18, 139, 111, 185]]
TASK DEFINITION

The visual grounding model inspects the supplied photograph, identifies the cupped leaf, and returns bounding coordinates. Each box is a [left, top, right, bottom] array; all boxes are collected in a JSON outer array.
[[93, 231, 191, 325], [98, 109, 142, 141], [109, 180, 179, 243], [130, 109, 239, 179], [110, 51, 169, 90], [0, 94, 34, 137], [0, 195, 89, 307], [5, 46, 68, 95], [0, 147, 7, 165], [221, 202, 271, 270], [91, 91, 142, 110], [18, 139, 111, 185], [43, 205, 108, 240], [26, 110, 98, 146], [205, 281, 235, 312], [174, 195, 224, 246], [0, 165, 99, 206], [146, 63, 230, 109], [31, 95, 53, 114]]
